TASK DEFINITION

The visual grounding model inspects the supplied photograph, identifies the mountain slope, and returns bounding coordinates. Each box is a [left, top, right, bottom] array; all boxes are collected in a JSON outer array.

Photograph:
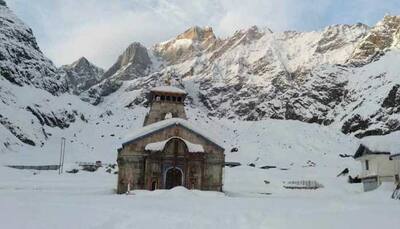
[[0, 2, 90, 151], [154, 26, 219, 64], [1, 0, 400, 157], [59, 57, 104, 95], [91, 18, 399, 138], [350, 15, 400, 65], [0, 2, 66, 94], [103, 42, 152, 80]]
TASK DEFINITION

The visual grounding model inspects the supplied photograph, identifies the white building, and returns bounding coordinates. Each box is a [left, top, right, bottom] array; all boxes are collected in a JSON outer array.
[[354, 144, 395, 191], [390, 154, 400, 184], [354, 131, 400, 191]]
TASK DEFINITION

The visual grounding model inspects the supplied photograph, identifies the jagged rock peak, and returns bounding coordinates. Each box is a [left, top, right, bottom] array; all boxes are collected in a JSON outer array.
[[176, 26, 216, 42], [0, 2, 67, 94], [154, 26, 219, 63], [321, 23, 370, 34], [71, 57, 91, 68], [126, 41, 146, 50], [377, 15, 400, 28], [229, 25, 270, 43], [102, 42, 151, 80], [62, 56, 103, 74], [315, 23, 369, 54], [349, 15, 400, 64], [59, 56, 104, 95], [235, 25, 272, 35], [117, 42, 150, 67]]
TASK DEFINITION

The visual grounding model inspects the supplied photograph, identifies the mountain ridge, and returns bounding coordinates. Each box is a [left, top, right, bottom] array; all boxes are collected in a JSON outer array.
[[85, 16, 399, 138], [0, 2, 67, 95], [1, 1, 400, 153], [59, 57, 104, 95]]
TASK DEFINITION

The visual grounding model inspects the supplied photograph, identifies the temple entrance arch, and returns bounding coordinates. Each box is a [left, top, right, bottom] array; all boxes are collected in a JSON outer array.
[[164, 167, 183, 189]]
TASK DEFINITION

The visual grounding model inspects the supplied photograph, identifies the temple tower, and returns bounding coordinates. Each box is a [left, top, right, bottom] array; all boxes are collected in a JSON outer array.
[[143, 86, 187, 126]]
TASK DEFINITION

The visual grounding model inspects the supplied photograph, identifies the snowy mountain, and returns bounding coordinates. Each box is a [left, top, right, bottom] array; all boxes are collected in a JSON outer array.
[[0, 0, 400, 156], [350, 15, 400, 65], [59, 57, 104, 95], [0, 2, 90, 151], [87, 18, 399, 138], [1, 2, 400, 228], [78, 42, 153, 105], [0, 2, 66, 95], [103, 42, 152, 80], [154, 26, 219, 64]]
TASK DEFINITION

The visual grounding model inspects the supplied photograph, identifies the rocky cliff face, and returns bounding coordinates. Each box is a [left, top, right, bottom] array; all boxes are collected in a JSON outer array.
[[0, 2, 66, 95], [0, 3, 89, 149], [1, 0, 400, 150], [103, 42, 152, 80], [78, 42, 153, 105], [92, 18, 400, 138], [154, 26, 219, 64], [59, 57, 104, 95], [350, 15, 400, 65]]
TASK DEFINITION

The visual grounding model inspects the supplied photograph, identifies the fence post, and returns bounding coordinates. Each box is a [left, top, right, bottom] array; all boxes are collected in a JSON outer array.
[[58, 137, 66, 174]]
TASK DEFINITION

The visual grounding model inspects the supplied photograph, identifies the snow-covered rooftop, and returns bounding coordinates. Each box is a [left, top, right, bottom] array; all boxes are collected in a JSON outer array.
[[145, 137, 205, 153], [390, 154, 400, 160], [122, 118, 224, 149], [354, 144, 391, 159], [151, 86, 186, 94], [360, 131, 400, 154]]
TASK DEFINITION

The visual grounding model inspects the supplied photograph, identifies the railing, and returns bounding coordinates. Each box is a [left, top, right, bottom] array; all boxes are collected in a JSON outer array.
[[6, 165, 60, 170], [392, 184, 400, 200], [283, 180, 324, 189]]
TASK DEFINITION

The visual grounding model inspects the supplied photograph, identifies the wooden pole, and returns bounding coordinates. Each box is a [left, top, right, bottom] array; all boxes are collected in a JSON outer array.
[[58, 138, 63, 175], [61, 137, 66, 174], [58, 137, 66, 174]]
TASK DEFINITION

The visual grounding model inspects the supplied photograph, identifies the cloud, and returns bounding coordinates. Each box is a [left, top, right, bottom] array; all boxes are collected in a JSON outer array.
[[7, 0, 400, 68]]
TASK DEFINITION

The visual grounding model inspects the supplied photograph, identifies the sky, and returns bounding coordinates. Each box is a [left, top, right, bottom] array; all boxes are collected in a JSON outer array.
[[6, 0, 400, 69]]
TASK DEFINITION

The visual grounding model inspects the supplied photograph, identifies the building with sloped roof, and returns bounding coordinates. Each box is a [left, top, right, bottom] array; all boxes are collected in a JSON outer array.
[[390, 154, 400, 184], [354, 144, 395, 191], [116, 86, 225, 193]]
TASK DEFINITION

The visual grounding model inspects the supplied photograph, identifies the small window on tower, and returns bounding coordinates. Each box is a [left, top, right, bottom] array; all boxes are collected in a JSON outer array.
[[161, 95, 165, 101], [172, 96, 176, 102], [177, 97, 182, 102], [166, 96, 171, 101], [155, 96, 160, 101]]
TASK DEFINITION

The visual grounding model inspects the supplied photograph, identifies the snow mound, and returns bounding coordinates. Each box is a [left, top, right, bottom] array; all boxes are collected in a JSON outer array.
[[132, 186, 225, 198]]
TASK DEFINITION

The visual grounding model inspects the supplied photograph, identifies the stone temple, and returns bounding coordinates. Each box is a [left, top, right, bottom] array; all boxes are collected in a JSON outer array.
[[116, 86, 225, 193]]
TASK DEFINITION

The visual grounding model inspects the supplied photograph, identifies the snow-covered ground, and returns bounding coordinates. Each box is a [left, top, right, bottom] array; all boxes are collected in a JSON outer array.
[[1, 69, 399, 229], [1, 3, 400, 228], [1, 101, 399, 228], [0, 164, 399, 229]]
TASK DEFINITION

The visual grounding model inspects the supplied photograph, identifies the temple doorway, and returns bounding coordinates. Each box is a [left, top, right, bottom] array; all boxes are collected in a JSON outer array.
[[165, 167, 183, 189]]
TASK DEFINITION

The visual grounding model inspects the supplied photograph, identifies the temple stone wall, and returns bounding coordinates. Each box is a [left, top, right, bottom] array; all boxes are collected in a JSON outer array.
[[117, 125, 224, 193], [117, 87, 224, 194]]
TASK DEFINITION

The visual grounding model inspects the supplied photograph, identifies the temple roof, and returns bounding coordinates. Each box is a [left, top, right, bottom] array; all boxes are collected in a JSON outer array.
[[145, 137, 205, 153], [151, 86, 186, 94], [122, 118, 224, 151]]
